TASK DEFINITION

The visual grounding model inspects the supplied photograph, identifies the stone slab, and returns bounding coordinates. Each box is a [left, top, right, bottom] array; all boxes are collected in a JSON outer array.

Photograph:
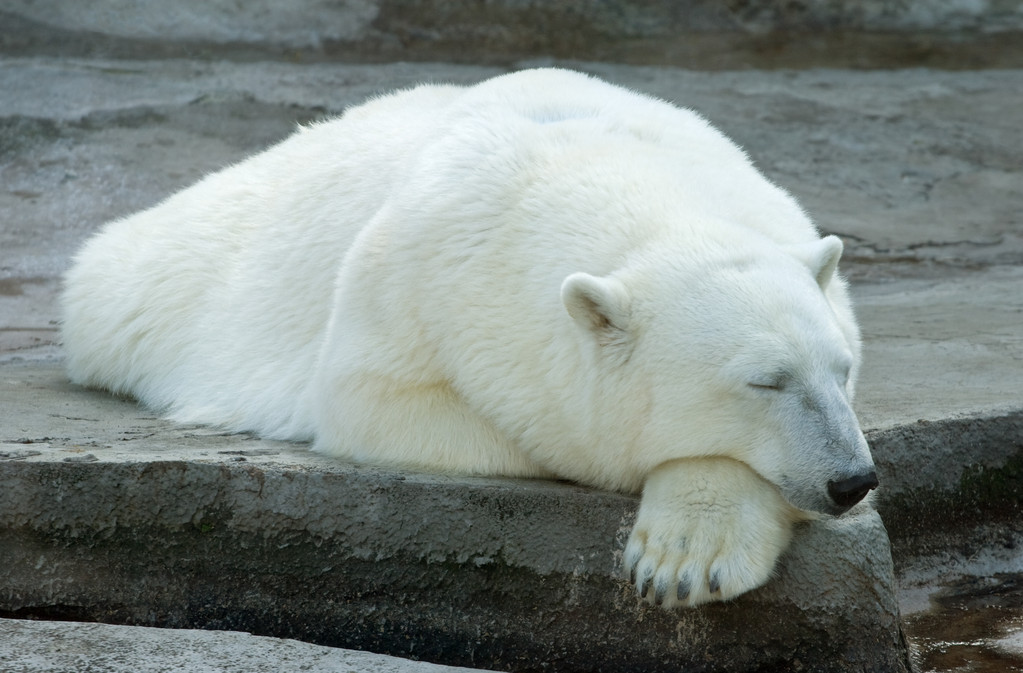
[[0, 618, 489, 673], [0, 361, 906, 672]]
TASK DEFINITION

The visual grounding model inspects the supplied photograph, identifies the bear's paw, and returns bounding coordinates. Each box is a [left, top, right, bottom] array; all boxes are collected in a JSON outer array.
[[624, 457, 799, 608]]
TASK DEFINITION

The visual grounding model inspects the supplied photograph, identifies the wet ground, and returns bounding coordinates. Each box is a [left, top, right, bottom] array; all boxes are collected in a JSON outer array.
[[904, 573, 1023, 673]]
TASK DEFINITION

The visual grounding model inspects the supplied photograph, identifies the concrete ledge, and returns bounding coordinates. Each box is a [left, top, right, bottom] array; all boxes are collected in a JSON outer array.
[[870, 411, 1023, 528], [1, 361, 908, 672]]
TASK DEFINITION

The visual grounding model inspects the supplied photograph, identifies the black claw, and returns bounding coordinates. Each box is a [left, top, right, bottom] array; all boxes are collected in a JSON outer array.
[[709, 572, 721, 595], [630, 564, 636, 585], [640, 575, 652, 599], [677, 578, 691, 601], [654, 584, 666, 606]]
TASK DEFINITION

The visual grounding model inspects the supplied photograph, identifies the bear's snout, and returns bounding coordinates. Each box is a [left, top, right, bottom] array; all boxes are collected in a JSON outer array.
[[826, 471, 878, 511]]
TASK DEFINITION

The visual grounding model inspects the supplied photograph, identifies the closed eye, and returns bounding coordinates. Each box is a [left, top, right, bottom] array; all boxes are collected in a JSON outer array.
[[748, 381, 784, 392]]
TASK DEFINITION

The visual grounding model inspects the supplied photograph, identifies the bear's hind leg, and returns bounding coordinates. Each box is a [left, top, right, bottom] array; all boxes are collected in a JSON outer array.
[[312, 373, 551, 479], [624, 457, 806, 608]]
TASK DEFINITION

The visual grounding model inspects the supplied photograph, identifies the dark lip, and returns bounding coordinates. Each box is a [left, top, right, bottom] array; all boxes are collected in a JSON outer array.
[[779, 485, 852, 517], [800, 499, 850, 517], [821, 501, 855, 517], [778, 475, 876, 517]]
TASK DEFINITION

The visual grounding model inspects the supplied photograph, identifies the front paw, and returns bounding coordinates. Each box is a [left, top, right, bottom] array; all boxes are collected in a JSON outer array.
[[623, 458, 801, 608]]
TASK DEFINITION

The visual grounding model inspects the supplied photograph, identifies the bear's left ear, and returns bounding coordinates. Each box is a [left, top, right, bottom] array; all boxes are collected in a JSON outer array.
[[561, 272, 632, 347], [786, 235, 844, 291]]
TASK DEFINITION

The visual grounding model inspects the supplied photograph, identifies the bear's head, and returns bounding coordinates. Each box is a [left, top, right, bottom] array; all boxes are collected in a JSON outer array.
[[562, 234, 877, 516]]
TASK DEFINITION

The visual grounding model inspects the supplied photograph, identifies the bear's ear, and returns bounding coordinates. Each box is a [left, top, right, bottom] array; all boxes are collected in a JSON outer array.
[[786, 235, 844, 291], [561, 272, 632, 345]]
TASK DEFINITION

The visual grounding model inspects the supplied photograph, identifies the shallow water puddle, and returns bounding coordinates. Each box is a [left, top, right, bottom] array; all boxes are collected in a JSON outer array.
[[902, 573, 1023, 672]]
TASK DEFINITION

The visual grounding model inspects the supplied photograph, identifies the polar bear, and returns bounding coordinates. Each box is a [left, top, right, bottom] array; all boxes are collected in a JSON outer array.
[[62, 68, 877, 608]]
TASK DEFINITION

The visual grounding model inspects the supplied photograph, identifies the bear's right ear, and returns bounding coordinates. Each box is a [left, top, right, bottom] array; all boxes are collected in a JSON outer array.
[[786, 235, 844, 291], [561, 272, 632, 346]]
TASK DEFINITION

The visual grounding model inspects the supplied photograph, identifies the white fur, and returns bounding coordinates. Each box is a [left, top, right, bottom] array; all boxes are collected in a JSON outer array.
[[625, 458, 802, 608], [62, 69, 875, 607]]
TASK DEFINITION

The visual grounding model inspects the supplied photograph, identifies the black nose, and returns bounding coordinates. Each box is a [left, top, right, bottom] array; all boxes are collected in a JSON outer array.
[[827, 471, 879, 509]]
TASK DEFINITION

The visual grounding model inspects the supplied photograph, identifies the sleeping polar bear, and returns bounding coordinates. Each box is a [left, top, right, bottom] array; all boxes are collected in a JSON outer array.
[[62, 68, 877, 608]]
